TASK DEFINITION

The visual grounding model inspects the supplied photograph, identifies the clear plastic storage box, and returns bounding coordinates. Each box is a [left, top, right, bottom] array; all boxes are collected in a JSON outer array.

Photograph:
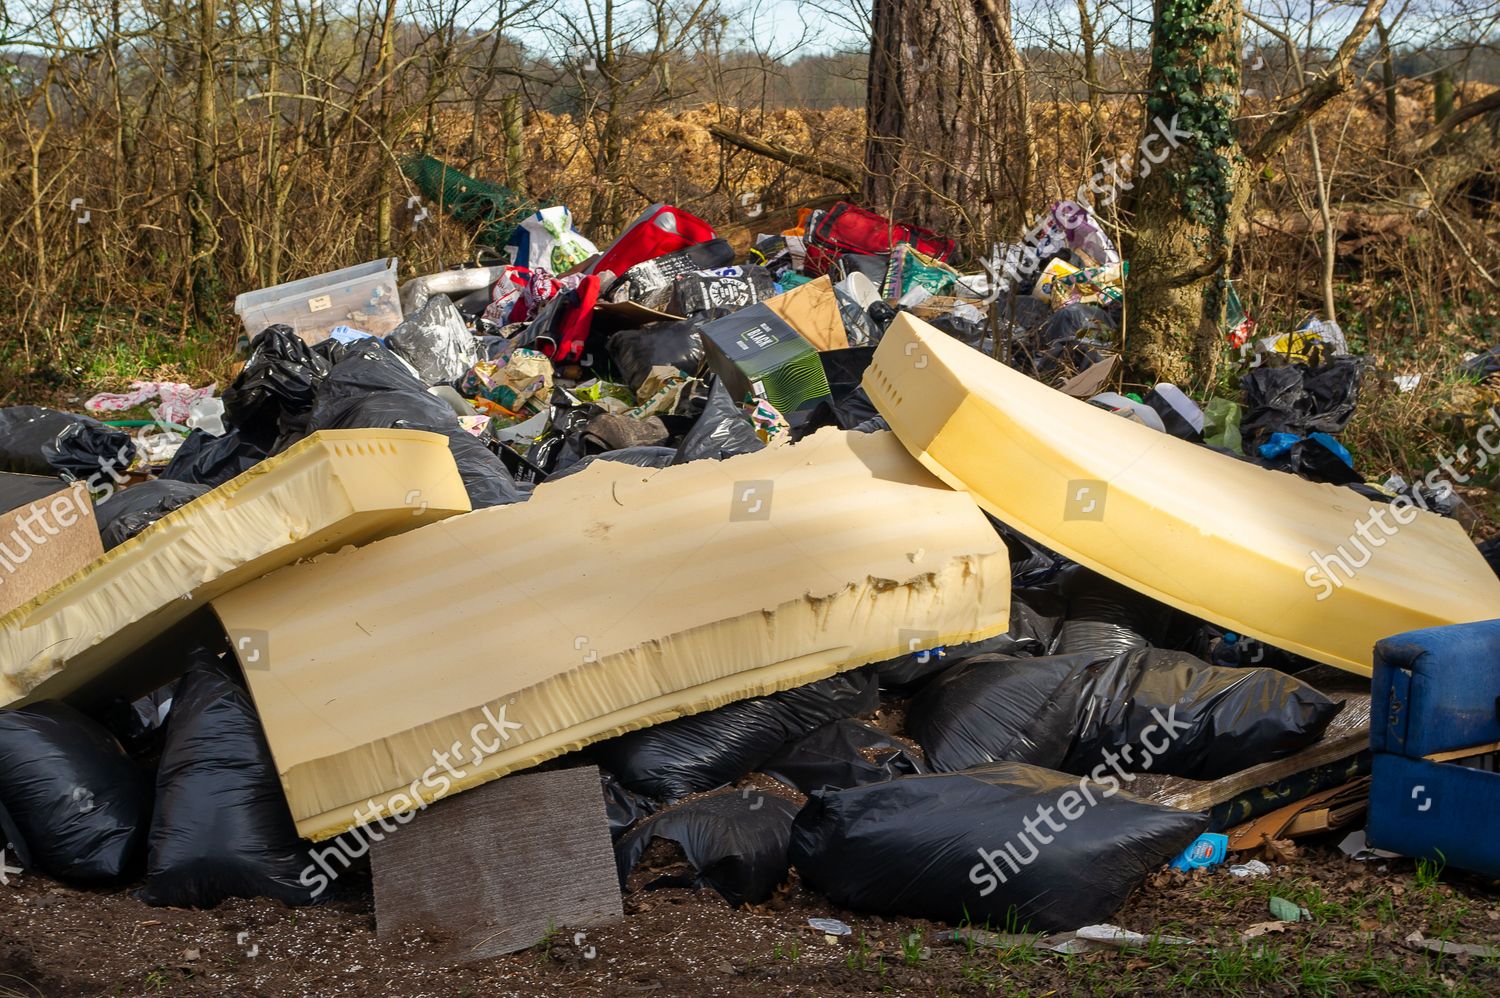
[[234, 258, 402, 344]]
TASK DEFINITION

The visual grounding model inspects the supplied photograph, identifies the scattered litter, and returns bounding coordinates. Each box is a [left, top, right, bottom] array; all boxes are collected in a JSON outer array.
[[1405, 930, 1500, 959], [808, 917, 851, 937], [1338, 829, 1401, 862], [8, 174, 1489, 961], [1268, 897, 1309, 923], [942, 924, 1192, 955], [1171, 832, 1230, 871]]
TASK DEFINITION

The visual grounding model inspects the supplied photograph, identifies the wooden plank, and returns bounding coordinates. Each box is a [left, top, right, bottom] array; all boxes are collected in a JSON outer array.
[[1424, 740, 1500, 764], [371, 766, 622, 962]]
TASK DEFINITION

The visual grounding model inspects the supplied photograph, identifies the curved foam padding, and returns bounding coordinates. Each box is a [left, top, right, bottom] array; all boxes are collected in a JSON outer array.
[[212, 428, 1010, 841], [1, 429, 470, 707], [863, 313, 1500, 676]]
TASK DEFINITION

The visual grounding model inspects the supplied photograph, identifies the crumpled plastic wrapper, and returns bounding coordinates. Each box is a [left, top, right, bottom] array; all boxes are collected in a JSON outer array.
[[386, 294, 479, 385], [459, 348, 554, 416]]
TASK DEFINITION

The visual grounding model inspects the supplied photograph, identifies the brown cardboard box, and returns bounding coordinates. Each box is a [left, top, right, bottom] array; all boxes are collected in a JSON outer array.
[[0, 475, 103, 617], [763, 276, 850, 352]]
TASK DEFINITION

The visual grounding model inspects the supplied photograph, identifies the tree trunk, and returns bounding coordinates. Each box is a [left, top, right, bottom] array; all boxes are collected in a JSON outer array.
[[374, 0, 398, 258], [1121, 0, 1243, 387], [189, 0, 219, 316], [1376, 19, 1397, 157], [863, 0, 1033, 249]]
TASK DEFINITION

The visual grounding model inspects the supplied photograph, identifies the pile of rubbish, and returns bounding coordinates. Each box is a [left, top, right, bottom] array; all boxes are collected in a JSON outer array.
[[2, 191, 1498, 949]]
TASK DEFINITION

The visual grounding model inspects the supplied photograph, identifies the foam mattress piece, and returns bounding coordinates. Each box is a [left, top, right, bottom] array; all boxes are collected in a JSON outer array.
[[212, 427, 1010, 841], [863, 313, 1500, 676], [0, 429, 470, 707]]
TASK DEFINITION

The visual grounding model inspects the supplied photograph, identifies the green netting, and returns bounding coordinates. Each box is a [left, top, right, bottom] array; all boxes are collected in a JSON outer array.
[[400, 154, 538, 249]]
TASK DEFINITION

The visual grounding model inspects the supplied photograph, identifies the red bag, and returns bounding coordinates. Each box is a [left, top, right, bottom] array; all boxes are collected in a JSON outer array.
[[802, 202, 956, 276], [533, 274, 600, 363], [590, 205, 716, 286]]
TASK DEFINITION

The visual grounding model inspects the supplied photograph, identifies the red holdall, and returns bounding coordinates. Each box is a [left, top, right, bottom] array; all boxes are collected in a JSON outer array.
[[590, 204, 716, 289], [803, 201, 956, 276]]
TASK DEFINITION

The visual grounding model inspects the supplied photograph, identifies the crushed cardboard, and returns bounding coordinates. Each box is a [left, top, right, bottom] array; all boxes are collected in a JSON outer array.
[[0, 476, 103, 618]]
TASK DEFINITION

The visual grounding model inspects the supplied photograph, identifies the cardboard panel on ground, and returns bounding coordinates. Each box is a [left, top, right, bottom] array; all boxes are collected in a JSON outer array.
[[213, 427, 1011, 842], [0, 476, 103, 618], [864, 313, 1500, 676], [0, 430, 469, 708]]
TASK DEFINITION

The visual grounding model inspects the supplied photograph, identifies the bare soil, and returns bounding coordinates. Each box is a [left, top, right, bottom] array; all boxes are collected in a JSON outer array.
[[2, 842, 1497, 997]]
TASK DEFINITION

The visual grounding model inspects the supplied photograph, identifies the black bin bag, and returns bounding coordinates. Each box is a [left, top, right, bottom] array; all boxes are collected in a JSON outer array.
[[615, 790, 799, 907], [601, 770, 660, 842], [0, 405, 136, 480], [760, 719, 923, 793], [907, 649, 1343, 779], [1054, 565, 1176, 658], [223, 325, 331, 438], [672, 377, 764, 464], [139, 667, 317, 908], [591, 669, 878, 802], [95, 479, 210, 550], [160, 427, 272, 489], [0, 702, 151, 883], [287, 341, 526, 509], [607, 318, 706, 392], [789, 763, 1206, 932], [874, 588, 1066, 694]]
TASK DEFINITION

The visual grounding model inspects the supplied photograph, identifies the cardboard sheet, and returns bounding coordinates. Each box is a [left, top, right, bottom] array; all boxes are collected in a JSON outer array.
[[763, 276, 850, 351], [0, 430, 469, 707], [0, 477, 103, 617], [213, 428, 1010, 841], [864, 313, 1500, 675]]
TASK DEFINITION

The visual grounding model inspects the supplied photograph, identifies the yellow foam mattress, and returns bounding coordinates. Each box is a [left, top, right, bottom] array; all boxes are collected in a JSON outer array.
[[212, 427, 1010, 840], [0, 429, 470, 707], [864, 313, 1500, 676]]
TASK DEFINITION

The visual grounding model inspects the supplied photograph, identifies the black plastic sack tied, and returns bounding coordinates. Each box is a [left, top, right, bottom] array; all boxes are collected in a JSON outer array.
[[790, 763, 1206, 931], [0, 702, 151, 883], [906, 649, 1342, 779], [138, 666, 318, 908], [615, 789, 799, 907], [592, 669, 878, 801]]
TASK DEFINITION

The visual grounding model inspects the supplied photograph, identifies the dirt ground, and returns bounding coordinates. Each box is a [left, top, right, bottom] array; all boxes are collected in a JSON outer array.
[[2, 840, 1497, 997]]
